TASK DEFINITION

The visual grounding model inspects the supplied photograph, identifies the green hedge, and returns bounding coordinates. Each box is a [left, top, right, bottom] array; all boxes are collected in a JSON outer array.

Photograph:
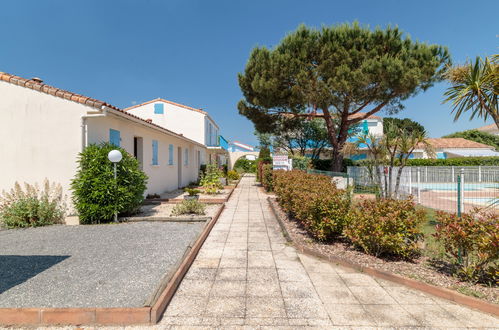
[[311, 158, 354, 172], [354, 157, 499, 167]]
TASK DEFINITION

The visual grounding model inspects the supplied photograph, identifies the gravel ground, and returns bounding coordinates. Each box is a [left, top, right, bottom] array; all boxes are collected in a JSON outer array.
[[132, 203, 222, 219], [0, 222, 205, 308]]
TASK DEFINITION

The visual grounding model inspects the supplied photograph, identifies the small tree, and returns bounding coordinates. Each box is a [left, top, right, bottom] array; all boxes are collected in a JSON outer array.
[[71, 143, 148, 224], [444, 55, 498, 129]]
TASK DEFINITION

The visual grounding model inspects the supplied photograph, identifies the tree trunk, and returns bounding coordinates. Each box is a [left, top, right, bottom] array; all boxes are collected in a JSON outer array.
[[331, 148, 344, 172]]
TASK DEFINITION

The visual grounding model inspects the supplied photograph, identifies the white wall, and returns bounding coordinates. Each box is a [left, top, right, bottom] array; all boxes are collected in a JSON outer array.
[[0, 81, 85, 202], [127, 101, 206, 145], [367, 119, 383, 136], [86, 113, 205, 193]]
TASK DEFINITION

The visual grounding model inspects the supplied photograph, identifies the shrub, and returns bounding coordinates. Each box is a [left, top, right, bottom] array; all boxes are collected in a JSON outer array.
[[234, 158, 257, 173], [312, 158, 354, 172], [171, 199, 206, 216], [0, 180, 67, 228], [434, 209, 498, 283], [273, 170, 351, 240], [71, 143, 148, 224], [261, 164, 274, 191], [354, 157, 499, 167], [184, 188, 201, 196], [227, 170, 240, 181], [292, 156, 311, 171], [344, 198, 426, 258], [200, 164, 223, 194]]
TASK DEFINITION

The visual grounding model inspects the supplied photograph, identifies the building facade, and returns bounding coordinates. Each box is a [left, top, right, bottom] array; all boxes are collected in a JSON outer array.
[[0, 73, 206, 212]]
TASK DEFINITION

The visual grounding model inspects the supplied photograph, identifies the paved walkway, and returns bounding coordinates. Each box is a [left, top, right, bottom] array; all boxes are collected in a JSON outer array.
[[160, 175, 498, 328]]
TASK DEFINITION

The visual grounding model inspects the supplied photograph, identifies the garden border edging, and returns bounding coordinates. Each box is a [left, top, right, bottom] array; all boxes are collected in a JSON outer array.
[[0, 200, 229, 326], [267, 196, 499, 317]]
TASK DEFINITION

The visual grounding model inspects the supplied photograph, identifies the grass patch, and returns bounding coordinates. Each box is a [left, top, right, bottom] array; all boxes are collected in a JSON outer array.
[[455, 286, 486, 299], [417, 206, 446, 259]]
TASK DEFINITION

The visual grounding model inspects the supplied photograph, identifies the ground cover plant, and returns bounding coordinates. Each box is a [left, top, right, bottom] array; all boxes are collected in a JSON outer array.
[[171, 199, 206, 216], [71, 143, 148, 224], [0, 180, 66, 228]]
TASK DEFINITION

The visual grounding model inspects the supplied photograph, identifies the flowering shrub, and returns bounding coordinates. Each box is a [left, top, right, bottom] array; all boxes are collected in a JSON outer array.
[[261, 164, 274, 191], [226, 170, 240, 181], [0, 180, 67, 228], [344, 198, 426, 258], [273, 170, 351, 240], [171, 199, 206, 216], [434, 209, 498, 283]]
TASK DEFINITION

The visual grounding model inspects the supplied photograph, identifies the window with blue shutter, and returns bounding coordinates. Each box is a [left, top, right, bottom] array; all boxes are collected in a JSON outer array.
[[168, 144, 174, 165], [154, 103, 164, 114], [109, 129, 121, 147], [184, 148, 188, 165], [152, 140, 159, 165]]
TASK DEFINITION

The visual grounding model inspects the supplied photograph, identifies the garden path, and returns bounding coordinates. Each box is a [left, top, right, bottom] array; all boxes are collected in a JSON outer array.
[[159, 175, 498, 328]]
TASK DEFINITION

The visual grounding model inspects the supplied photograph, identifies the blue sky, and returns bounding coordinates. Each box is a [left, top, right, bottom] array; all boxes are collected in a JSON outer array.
[[1, 0, 497, 146]]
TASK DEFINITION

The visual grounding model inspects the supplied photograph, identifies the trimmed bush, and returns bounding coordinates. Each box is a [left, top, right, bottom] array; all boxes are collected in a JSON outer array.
[[434, 209, 498, 283], [71, 143, 148, 224], [273, 170, 351, 240], [354, 157, 499, 167], [261, 164, 274, 191], [344, 198, 426, 258], [0, 180, 66, 228], [292, 156, 311, 171], [171, 199, 206, 216]]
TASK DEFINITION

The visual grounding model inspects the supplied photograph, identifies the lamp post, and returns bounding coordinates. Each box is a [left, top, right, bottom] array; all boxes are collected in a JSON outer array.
[[108, 149, 122, 223]]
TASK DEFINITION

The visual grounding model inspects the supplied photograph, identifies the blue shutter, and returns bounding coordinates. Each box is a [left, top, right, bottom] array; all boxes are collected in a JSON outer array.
[[154, 103, 164, 114], [362, 120, 369, 134], [168, 144, 174, 165], [152, 140, 158, 165], [109, 129, 121, 147]]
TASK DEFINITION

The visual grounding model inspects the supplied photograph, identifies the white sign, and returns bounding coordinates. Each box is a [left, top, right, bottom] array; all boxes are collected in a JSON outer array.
[[273, 155, 292, 171]]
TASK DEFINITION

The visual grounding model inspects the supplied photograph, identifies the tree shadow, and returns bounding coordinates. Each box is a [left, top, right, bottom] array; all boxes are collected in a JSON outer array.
[[0, 255, 69, 293]]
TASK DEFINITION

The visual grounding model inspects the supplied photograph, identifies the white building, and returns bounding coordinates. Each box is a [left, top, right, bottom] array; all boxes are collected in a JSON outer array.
[[476, 123, 499, 136], [125, 98, 228, 166], [0, 72, 206, 209], [411, 138, 499, 159]]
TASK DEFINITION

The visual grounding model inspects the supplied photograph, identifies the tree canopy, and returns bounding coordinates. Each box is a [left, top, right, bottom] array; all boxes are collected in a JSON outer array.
[[238, 22, 450, 171], [443, 129, 499, 150], [383, 117, 425, 135]]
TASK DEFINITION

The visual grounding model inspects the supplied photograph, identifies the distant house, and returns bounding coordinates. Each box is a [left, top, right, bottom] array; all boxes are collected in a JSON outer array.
[[476, 124, 499, 136], [228, 141, 255, 153], [0, 72, 206, 208], [411, 138, 499, 159], [125, 98, 228, 166], [344, 113, 384, 161]]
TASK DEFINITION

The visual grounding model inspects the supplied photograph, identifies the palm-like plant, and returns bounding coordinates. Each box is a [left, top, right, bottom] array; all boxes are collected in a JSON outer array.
[[444, 55, 498, 128]]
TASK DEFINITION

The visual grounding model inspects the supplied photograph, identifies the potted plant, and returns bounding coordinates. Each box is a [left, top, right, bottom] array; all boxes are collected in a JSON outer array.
[[184, 188, 201, 200]]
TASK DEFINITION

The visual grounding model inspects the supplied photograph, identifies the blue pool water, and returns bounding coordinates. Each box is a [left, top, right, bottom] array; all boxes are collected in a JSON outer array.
[[409, 183, 499, 191]]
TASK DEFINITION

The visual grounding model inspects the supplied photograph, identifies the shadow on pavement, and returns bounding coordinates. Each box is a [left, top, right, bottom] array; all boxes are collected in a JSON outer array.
[[0, 255, 69, 293]]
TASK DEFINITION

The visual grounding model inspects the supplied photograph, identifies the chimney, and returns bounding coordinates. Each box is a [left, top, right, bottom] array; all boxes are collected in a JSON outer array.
[[145, 119, 153, 123], [31, 77, 43, 83]]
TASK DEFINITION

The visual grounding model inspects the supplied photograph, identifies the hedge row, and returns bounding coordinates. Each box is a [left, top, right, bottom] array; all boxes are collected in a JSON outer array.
[[354, 156, 499, 167]]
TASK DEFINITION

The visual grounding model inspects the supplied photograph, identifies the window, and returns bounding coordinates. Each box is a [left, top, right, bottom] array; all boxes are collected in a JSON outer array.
[[152, 140, 159, 165], [109, 129, 121, 147], [168, 144, 174, 165], [154, 103, 164, 114], [184, 148, 189, 166]]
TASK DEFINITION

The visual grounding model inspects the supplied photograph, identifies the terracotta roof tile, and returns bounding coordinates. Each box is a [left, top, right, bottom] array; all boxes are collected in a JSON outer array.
[[0, 71, 206, 148], [424, 138, 493, 149]]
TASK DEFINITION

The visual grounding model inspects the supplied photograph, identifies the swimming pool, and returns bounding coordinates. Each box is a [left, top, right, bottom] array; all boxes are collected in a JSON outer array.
[[407, 182, 499, 191]]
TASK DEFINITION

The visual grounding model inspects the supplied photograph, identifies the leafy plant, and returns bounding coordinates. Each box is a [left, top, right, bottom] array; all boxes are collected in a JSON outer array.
[[71, 143, 148, 224], [171, 199, 206, 216], [292, 156, 311, 171], [273, 170, 351, 240], [199, 164, 223, 194], [0, 180, 67, 228], [226, 170, 240, 181], [261, 164, 274, 191], [434, 208, 498, 284], [443, 129, 499, 150], [344, 198, 426, 258], [234, 158, 257, 173], [184, 188, 201, 196]]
